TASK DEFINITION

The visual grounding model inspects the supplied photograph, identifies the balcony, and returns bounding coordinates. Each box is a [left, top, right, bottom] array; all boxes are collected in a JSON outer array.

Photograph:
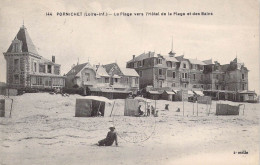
[[158, 75, 166, 80], [180, 78, 189, 83]]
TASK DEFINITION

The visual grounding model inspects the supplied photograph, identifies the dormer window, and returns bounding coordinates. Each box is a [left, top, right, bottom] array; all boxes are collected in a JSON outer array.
[[158, 58, 162, 64], [11, 37, 22, 53], [183, 63, 186, 68]]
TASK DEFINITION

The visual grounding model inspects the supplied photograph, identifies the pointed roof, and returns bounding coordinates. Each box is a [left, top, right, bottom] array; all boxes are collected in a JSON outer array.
[[6, 25, 39, 55], [66, 63, 90, 76], [103, 63, 119, 73], [96, 65, 110, 78]]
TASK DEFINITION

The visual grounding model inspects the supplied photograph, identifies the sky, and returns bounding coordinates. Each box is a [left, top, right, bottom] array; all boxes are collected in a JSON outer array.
[[0, 0, 259, 93]]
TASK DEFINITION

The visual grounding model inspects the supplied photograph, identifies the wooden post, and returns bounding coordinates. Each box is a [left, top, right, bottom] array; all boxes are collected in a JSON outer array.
[[197, 101, 198, 116], [193, 101, 194, 115], [110, 100, 116, 117]]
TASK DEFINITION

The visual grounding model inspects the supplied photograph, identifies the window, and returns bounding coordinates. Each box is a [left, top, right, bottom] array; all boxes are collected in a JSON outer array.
[[184, 83, 187, 88], [185, 73, 188, 78], [126, 77, 129, 84], [138, 61, 142, 67], [14, 74, 19, 84], [34, 62, 37, 72], [135, 78, 139, 84], [159, 69, 163, 75], [242, 74, 245, 80], [242, 84, 245, 90], [172, 83, 175, 87], [173, 72, 176, 78], [105, 78, 109, 83], [183, 63, 186, 68], [216, 85, 219, 90], [167, 62, 172, 68], [142, 60, 145, 66], [193, 74, 196, 80], [139, 71, 143, 77], [85, 73, 90, 81], [47, 65, 52, 73], [172, 62, 176, 68], [115, 78, 118, 83], [14, 59, 19, 71], [134, 62, 138, 68], [39, 64, 46, 73], [158, 58, 162, 64]]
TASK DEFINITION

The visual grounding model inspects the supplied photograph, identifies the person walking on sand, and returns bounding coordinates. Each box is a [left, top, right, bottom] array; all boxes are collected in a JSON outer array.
[[97, 126, 118, 146]]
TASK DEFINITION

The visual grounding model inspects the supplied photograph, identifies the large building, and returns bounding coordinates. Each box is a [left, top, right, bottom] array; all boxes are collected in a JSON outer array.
[[3, 25, 65, 89], [126, 50, 252, 101]]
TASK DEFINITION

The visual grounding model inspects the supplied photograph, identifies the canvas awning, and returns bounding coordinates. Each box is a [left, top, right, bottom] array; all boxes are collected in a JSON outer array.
[[165, 91, 176, 95], [188, 90, 194, 95], [82, 96, 112, 103], [134, 97, 152, 103], [193, 90, 204, 96], [149, 91, 161, 94]]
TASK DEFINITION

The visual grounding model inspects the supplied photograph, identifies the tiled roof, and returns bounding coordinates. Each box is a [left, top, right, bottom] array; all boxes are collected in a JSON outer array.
[[188, 59, 206, 65], [127, 52, 155, 63], [120, 68, 139, 77], [103, 63, 117, 73], [66, 63, 89, 76], [7, 26, 39, 55]]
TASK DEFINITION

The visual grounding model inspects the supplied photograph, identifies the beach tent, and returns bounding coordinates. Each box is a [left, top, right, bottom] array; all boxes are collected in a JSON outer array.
[[124, 99, 139, 116], [216, 103, 239, 115], [161, 90, 176, 101], [75, 98, 106, 117], [0, 99, 5, 117]]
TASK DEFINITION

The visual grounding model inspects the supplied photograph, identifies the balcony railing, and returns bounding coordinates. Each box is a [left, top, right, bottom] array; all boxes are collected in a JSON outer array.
[[180, 78, 189, 83], [158, 75, 166, 80]]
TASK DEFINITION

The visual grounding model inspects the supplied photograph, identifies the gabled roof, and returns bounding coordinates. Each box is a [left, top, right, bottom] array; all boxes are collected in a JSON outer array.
[[103, 63, 118, 73], [120, 68, 139, 77], [203, 59, 213, 65], [66, 63, 90, 76], [6, 26, 39, 55], [127, 51, 155, 63], [188, 59, 206, 65], [96, 65, 110, 78]]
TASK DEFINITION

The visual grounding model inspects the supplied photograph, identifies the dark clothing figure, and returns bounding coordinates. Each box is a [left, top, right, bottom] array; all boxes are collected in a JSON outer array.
[[147, 105, 150, 116], [151, 106, 155, 116], [98, 128, 118, 146], [138, 105, 144, 116]]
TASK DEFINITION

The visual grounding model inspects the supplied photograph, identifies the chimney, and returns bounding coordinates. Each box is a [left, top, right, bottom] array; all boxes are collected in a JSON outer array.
[[52, 56, 55, 63], [133, 55, 135, 61]]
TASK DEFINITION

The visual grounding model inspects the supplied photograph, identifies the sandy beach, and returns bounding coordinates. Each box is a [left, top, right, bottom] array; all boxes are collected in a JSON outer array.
[[0, 93, 259, 165]]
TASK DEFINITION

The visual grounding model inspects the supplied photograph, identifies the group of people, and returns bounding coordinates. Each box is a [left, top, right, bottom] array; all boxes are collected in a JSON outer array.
[[138, 104, 158, 117]]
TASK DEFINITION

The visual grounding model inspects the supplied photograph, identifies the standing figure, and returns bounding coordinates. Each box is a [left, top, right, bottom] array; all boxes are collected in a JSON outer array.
[[98, 126, 118, 146], [147, 104, 151, 116]]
